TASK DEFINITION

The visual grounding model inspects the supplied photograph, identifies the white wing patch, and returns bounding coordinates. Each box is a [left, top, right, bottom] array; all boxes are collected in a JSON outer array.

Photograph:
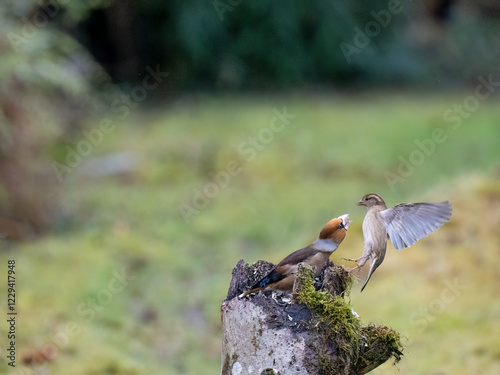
[[379, 201, 452, 249]]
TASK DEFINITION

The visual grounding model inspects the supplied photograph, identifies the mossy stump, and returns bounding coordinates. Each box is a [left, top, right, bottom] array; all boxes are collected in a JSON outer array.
[[221, 260, 403, 375]]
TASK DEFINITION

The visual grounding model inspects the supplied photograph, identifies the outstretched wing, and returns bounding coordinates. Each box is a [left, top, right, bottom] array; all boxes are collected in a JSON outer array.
[[379, 201, 452, 249]]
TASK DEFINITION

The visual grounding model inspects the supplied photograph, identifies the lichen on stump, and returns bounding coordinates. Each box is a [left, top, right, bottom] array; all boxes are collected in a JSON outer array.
[[221, 260, 403, 375]]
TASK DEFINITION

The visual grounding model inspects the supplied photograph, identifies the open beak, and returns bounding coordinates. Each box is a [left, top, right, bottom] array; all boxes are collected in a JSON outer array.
[[357, 199, 365, 206], [338, 213, 351, 230]]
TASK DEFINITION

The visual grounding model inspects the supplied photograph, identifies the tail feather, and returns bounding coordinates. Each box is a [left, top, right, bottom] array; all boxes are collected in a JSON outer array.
[[360, 256, 383, 292], [254, 274, 273, 288], [251, 269, 285, 289], [239, 268, 286, 298]]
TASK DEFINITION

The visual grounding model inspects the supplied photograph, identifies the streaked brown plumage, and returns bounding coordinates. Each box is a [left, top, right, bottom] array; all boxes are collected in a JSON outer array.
[[346, 193, 452, 292], [239, 214, 351, 298]]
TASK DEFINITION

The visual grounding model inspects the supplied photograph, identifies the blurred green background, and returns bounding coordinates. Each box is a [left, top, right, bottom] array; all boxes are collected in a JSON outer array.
[[1, 1, 500, 374]]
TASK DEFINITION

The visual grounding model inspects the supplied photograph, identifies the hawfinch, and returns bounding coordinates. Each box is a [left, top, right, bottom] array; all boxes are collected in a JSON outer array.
[[346, 193, 452, 292], [239, 214, 351, 298]]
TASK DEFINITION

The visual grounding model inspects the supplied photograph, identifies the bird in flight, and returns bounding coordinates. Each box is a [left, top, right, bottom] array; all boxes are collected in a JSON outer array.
[[345, 193, 452, 292], [239, 214, 351, 298]]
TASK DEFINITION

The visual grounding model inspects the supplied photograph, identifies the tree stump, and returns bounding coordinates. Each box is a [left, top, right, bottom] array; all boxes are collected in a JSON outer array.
[[221, 260, 403, 375]]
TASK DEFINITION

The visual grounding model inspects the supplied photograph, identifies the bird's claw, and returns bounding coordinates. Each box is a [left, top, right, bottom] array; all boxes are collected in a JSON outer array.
[[346, 265, 361, 274]]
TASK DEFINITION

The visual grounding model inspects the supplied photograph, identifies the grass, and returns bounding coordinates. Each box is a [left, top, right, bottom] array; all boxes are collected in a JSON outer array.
[[0, 92, 500, 374]]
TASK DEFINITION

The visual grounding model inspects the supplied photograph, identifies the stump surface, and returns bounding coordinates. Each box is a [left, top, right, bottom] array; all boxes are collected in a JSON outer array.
[[221, 260, 403, 375]]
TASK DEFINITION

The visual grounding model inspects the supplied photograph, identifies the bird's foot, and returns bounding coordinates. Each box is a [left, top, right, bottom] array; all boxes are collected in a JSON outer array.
[[271, 291, 283, 302], [281, 296, 291, 304], [346, 265, 362, 274], [342, 257, 362, 263], [271, 291, 292, 306]]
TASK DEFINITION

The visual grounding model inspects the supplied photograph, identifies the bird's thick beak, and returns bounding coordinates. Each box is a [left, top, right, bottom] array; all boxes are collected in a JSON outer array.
[[357, 199, 365, 206], [338, 214, 351, 230]]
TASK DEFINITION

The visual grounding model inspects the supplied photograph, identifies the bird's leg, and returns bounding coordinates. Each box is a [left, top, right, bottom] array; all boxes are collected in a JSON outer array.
[[342, 256, 364, 273], [281, 295, 291, 304], [342, 256, 363, 263], [344, 256, 369, 274], [346, 265, 362, 274], [271, 291, 280, 303], [347, 265, 366, 276]]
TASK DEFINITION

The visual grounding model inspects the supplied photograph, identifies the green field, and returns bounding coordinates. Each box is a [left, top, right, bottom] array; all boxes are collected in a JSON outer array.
[[1, 93, 500, 374]]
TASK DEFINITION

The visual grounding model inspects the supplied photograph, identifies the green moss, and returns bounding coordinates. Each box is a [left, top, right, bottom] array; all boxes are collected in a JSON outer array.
[[294, 265, 404, 374], [360, 325, 404, 363], [320, 263, 356, 299], [221, 353, 239, 375], [342, 272, 356, 296], [317, 353, 335, 375], [294, 265, 361, 365], [260, 369, 277, 375]]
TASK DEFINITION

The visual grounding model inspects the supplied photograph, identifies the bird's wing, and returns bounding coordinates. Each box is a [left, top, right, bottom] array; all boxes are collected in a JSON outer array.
[[250, 246, 316, 289], [250, 269, 286, 289], [277, 246, 316, 267], [379, 201, 452, 249]]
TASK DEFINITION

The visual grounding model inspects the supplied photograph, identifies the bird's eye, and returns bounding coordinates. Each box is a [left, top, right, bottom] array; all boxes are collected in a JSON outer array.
[[365, 197, 369, 201], [338, 222, 344, 229]]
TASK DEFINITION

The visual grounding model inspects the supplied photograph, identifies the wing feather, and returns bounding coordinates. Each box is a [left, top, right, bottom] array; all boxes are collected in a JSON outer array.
[[276, 246, 316, 267], [390, 230, 405, 250], [249, 246, 316, 289], [379, 201, 452, 249]]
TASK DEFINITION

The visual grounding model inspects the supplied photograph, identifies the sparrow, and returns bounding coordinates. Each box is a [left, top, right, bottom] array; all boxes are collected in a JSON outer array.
[[239, 214, 351, 298], [345, 193, 452, 292]]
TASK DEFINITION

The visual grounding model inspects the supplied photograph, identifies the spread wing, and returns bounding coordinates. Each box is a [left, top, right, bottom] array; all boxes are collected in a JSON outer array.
[[379, 201, 452, 249]]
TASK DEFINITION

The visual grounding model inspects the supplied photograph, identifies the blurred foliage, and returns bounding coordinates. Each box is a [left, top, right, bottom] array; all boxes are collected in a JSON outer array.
[[0, 1, 113, 235], [4, 1, 500, 96], [68, 0, 500, 90], [133, 0, 410, 89]]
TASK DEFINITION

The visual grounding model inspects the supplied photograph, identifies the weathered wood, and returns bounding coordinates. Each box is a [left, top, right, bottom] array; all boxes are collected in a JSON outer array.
[[221, 260, 403, 375]]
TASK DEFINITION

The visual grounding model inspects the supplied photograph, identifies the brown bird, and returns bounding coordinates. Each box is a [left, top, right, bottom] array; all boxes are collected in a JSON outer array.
[[345, 193, 452, 292], [239, 214, 351, 298]]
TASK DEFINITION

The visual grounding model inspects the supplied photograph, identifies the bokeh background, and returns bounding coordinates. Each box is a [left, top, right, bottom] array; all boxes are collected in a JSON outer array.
[[1, 1, 500, 374]]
